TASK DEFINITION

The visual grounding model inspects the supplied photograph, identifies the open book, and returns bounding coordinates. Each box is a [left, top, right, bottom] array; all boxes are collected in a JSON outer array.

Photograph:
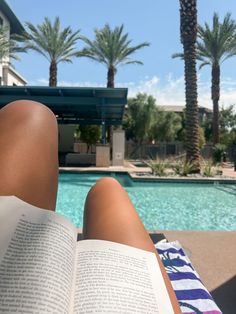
[[0, 196, 177, 314]]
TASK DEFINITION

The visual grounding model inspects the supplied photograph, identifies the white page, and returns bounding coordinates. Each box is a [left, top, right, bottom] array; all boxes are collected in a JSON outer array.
[[0, 196, 77, 314], [73, 239, 174, 314]]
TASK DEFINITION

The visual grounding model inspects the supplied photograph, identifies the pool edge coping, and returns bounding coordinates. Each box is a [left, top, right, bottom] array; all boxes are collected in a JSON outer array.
[[59, 167, 236, 184]]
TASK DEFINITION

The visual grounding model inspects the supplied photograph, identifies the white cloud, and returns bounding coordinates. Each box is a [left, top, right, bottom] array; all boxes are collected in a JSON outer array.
[[127, 74, 236, 109], [29, 74, 236, 109], [59, 80, 105, 88], [30, 78, 105, 87]]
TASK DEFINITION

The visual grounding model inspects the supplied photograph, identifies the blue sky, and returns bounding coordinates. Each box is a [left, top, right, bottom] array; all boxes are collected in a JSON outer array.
[[7, 0, 236, 108]]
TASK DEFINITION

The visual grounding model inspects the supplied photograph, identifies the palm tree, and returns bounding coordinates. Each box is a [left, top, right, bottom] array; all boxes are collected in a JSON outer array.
[[79, 24, 149, 88], [0, 25, 25, 60], [79, 24, 149, 145], [197, 13, 236, 145], [19, 17, 81, 86], [173, 13, 236, 145], [0, 25, 11, 60], [179, 0, 200, 172]]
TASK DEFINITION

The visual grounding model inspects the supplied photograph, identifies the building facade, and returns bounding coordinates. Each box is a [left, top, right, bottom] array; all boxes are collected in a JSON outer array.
[[0, 0, 27, 86]]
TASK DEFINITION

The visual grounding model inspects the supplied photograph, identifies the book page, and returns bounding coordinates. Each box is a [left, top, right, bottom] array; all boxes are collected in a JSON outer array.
[[0, 196, 77, 314], [73, 239, 174, 314]]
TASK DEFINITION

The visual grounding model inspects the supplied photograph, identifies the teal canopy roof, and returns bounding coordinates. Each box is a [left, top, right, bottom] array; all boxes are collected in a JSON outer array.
[[0, 86, 128, 125]]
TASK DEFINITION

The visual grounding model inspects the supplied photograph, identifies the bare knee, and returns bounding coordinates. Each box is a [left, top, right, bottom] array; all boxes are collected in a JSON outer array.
[[84, 177, 123, 215], [0, 100, 57, 135], [96, 177, 120, 187], [1, 100, 54, 115], [1, 100, 56, 124], [89, 177, 121, 195], [0, 100, 58, 209]]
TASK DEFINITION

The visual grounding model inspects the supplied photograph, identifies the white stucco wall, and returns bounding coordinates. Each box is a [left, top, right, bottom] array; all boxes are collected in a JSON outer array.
[[0, 11, 10, 29], [0, 9, 27, 86], [3, 66, 27, 86]]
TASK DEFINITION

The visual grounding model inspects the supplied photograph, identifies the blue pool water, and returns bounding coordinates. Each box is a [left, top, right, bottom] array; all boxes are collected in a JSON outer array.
[[56, 172, 236, 231]]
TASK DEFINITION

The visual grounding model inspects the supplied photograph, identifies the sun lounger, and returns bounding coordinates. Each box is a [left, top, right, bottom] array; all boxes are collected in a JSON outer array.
[[156, 240, 222, 314]]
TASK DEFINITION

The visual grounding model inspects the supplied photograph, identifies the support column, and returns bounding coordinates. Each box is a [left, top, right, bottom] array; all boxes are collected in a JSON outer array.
[[96, 145, 110, 167], [112, 129, 125, 166]]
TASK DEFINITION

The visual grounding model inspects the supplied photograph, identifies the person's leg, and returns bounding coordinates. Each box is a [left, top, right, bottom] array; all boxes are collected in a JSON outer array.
[[83, 177, 155, 251], [83, 177, 180, 312], [0, 100, 58, 211]]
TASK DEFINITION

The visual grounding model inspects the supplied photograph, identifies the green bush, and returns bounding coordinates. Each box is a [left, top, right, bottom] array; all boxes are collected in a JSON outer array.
[[147, 160, 167, 176], [213, 144, 226, 163], [172, 160, 194, 176], [202, 161, 214, 177]]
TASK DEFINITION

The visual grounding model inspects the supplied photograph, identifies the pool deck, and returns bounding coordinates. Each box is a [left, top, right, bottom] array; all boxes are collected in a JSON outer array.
[[162, 230, 236, 313], [60, 162, 236, 182], [67, 164, 236, 312]]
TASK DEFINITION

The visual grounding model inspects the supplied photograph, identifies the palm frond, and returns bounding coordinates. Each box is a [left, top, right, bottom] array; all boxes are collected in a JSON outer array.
[[121, 60, 143, 66], [0, 25, 26, 60], [171, 52, 184, 59], [199, 61, 211, 70], [197, 12, 236, 65], [80, 23, 149, 71], [19, 17, 81, 64]]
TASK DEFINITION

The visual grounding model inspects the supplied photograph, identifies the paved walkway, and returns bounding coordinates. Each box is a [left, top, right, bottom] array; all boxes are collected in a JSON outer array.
[[60, 162, 236, 177], [222, 166, 236, 178]]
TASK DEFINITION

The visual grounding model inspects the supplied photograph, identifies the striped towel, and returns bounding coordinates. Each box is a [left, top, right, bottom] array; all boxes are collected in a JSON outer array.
[[155, 241, 222, 314]]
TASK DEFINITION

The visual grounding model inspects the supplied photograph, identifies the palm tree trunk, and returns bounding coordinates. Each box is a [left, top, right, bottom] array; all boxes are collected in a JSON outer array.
[[107, 66, 115, 150], [180, 0, 200, 172], [107, 66, 115, 88], [183, 42, 200, 169], [211, 63, 220, 145], [49, 60, 57, 87]]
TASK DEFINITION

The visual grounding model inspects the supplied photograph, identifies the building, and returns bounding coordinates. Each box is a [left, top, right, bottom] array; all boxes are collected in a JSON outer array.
[[0, 0, 27, 86], [161, 105, 212, 124]]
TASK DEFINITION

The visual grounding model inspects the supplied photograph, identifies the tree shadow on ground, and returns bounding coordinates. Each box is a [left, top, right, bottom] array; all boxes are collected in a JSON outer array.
[[211, 275, 236, 314]]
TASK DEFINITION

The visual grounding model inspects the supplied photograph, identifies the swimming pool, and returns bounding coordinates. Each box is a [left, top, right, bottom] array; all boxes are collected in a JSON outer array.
[[56, 172, 236, 231]]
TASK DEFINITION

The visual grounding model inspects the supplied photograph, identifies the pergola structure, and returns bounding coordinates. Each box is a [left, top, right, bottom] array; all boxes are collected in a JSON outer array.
[[0, 86, 128, 144]]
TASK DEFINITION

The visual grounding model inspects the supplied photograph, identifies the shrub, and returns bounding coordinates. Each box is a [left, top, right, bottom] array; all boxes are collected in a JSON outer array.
[[202, 161, 214, 177], [213, 144, 226, 163], [147, 160, 167, 176], [172, 160, 194, 176]]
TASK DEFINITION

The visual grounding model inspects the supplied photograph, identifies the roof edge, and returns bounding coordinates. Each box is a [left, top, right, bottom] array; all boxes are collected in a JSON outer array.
[[0, 0, 24, 34]]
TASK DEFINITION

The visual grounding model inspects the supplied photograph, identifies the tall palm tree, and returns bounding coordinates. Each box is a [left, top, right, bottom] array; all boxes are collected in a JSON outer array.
[[197, 13, 236, 145], [79, 24, 149, 88], [79, 24, 149, 145], [19, 17, 81, 86], [173, 13, 236, 145], [179, 0, 200, 171]]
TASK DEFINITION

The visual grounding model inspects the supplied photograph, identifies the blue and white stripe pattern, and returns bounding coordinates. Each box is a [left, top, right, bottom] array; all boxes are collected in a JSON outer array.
[[155, 241, 222, 314]]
